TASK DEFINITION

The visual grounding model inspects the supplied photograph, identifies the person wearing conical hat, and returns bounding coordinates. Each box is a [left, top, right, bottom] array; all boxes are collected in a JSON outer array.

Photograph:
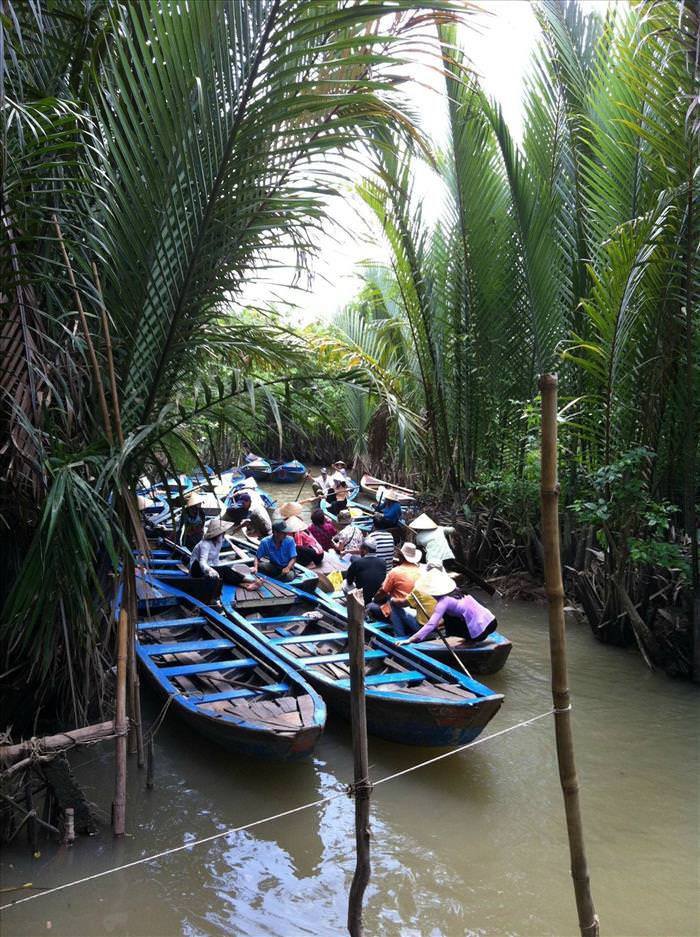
[[408, 513, 456, 569], [180, 491, 206, 550], [373, 488, 402, 530], [366, 541, 423, 635], [283, 515, 324, 568], [189, 517, 262, 593], [330, 460, 349, 486], [396, 566, 496, 647]]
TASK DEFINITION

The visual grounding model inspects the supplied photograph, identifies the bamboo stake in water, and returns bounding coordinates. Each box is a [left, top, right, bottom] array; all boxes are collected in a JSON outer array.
[[346, 589, 371, 937], [539, 373, 599, 937], [112, 604, 129, 837]]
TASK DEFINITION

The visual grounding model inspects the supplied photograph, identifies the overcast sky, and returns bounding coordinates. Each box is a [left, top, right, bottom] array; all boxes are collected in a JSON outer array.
[[241, 0, 613, 323]]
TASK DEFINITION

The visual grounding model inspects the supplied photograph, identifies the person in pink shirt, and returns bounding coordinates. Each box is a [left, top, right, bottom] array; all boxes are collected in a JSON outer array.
[[308, 508, 337, 552], [283, 515, 324, 568], [397, 567, 497, 646]]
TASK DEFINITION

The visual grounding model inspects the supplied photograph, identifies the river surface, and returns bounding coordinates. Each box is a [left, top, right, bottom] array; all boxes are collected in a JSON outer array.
[[2, 475, 699, 937]]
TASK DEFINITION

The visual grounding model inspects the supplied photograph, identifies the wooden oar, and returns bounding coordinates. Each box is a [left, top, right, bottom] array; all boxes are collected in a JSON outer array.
[[294, 472, 309, 501], [409, 592, 474, 680]]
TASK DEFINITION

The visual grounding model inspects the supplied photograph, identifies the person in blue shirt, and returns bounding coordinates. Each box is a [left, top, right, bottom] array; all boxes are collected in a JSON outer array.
[[373, 489, 402, 530], [254, 520, 297, 581]]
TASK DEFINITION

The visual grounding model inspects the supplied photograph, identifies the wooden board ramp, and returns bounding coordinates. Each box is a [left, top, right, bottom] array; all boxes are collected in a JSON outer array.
[[233, 578, 296, 610]]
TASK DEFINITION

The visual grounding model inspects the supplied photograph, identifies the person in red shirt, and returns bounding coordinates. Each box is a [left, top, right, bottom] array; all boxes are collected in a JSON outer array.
[[283, 515, 324, 567]]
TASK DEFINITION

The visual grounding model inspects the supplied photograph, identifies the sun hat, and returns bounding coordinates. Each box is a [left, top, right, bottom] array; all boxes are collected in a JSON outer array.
[[279, 501, 303, 519], [409, 513, 438, 531], [185, 491, 203, 507], [321, 466, 328, 473], [383, 489, 401, 502], [283, 515, 308, 533], [399, 541, 422, 564], [272, 520, 288, 534], [137, 495, 156, 510], [415, 566, 456, 597], [362, 536, 378, 553], [337, 509, 352, 524], [204, 517, 234, 540], [333, 460, 346, 467]]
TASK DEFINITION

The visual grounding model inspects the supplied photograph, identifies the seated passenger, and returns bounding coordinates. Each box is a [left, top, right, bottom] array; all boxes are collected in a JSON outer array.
[[283, 515, 324, 568], [344, 537, 386, 604], [397, 567, 496, 646], [308, 508, 337, 551], [366, 541, 422, 635], [189, 517, 262, 592], [332, 509, 364, 556], [254, 520, 298, 582], [373, 489, 402, 529]]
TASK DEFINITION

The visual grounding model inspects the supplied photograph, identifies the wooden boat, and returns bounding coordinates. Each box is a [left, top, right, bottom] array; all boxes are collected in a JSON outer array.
[[143, 536, 319, 598], [128, 575, 326, 759], [270, 459, 306, 483], [314, 592, 512, 675], [241, 457, 272, 480], [223, 583, 503, 747], [360, 473, 416, 504]]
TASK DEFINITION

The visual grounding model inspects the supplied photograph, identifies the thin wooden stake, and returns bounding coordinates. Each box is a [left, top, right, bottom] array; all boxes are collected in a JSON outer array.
[[63, 807, 75, 846], [346, 588, 371, 937], [112, 602, 129, 836], [539, 373, 599, 937], [146, 736, 154, 790]]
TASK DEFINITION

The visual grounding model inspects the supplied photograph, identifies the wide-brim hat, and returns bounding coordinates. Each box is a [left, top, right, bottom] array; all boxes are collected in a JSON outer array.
[[283, 515, 308, 533], [279, 501, 303, 519], [185, 492, 203, 507], [409, 513, 438, 531], [137, 495, 156, 510], [333, 460, 346, 467], [383, 489, 401, 502], [399, 541, 422, 564], [204, 517, 234, 540], [415, 567, 455, 597], [337, 509, 352, 523]]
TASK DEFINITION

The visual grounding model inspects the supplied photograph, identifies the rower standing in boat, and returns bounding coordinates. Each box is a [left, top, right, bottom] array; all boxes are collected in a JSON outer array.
[[180, 492, 206, 550], [254, 520, 298, 582], [326, 482, 349, 517], [396, 567, 497, 646], [408, 513, 455, 570], [373, 489, 402, 530], [310, 467, 334, 498], [366, 542, 422, 634], [189, 517, 262, 592]]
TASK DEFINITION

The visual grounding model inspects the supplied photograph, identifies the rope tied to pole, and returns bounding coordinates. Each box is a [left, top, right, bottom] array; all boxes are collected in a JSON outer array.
[[346, 777, 373, 799]]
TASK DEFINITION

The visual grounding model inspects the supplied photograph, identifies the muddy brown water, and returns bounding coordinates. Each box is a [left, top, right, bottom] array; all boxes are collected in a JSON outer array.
[[2, 475, 698, 936]]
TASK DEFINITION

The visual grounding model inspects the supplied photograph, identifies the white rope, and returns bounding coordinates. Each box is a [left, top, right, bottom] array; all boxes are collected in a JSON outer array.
[[0, 709, 553, 913]]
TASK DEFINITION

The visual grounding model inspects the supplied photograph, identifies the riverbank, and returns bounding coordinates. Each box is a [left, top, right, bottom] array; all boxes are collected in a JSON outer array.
[[2, 595, 697, 937]]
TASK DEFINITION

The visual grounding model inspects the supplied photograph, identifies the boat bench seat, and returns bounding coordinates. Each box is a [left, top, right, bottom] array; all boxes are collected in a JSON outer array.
[[161, 658, 258, 677], [145, 558, 183, 566], [304, 649, 385, 666], [191, 682, 290, 704], [336, 670, 425, 688], [255, 615, 317, 625], [137, 616, 207, 631], [142, 639, 232, 656], [271, 632, 348, 645]]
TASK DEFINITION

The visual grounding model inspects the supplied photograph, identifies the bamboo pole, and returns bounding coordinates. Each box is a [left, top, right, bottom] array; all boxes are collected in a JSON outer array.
[[112, 602, 129, 836], [0, 722, 119, 767], [346, 588, 371, 937], [539, 374, 599, 937]]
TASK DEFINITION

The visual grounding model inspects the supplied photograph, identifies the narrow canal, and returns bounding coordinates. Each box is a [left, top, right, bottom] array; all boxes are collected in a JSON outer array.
[[2, 478, 698, 936]]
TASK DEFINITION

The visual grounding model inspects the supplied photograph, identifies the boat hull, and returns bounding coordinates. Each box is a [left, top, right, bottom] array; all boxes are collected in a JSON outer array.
[[360, 474, 416, 505]]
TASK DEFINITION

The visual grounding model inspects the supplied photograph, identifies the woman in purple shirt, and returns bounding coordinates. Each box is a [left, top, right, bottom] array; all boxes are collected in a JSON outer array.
[[397, 567, 497, 645]]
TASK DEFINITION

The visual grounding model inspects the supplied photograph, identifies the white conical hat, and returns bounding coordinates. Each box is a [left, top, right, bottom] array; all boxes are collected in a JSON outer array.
[[204, 517, 234, 540], [279, 501, 303, 519], [137, 495, 156, 510], [415, 567, 456, 597], [282, 515, 308, 533], [383, 489, 402, 502], [398, 542, 422, 564], [409, 513, 438, 531], [185, 491, 203, 507]]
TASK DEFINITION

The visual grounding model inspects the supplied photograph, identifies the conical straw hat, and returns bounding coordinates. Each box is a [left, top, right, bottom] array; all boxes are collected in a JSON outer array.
[[204, 517, 234, 540], [383, 489, 402, 502], [409, 513, 438, 531], [137, 495, 156, 510], [279, 501, 303, 519], [282, 515, 308, 533], [415, 567, 455, 597], [185, 491, 203, 507]]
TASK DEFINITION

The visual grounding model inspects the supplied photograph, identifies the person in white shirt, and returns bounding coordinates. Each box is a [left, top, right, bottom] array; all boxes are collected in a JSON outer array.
[[332, 510, 364, 556], [408, 513, 455, 569], [329, 460, 350, 485], [310, 467, 334, 497], [189, 517, 262, 592]]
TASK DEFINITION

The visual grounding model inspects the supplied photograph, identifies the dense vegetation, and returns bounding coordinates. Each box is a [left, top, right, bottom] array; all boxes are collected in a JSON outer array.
[[1, 0, 698, 728]]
